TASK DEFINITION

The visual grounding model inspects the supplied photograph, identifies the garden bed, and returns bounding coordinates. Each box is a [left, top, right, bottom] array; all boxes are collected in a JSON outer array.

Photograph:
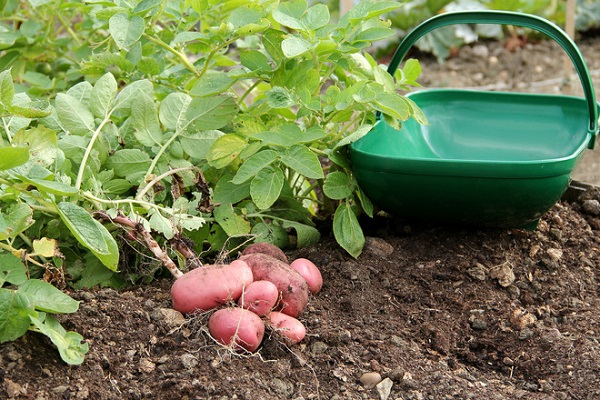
[[2, 36, 600, 400]]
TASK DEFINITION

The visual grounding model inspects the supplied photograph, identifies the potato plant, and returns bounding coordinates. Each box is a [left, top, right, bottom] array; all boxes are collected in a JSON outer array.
[[0, 0, 425, 364]]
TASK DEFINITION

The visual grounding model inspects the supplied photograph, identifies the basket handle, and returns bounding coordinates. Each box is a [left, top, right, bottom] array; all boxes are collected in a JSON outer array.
[[388, 10, 599, 148]]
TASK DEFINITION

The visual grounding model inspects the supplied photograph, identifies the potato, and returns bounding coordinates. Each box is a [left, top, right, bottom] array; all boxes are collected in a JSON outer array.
[[240, 253, 309, 317], [241, 242, 288, 263], [171, 260, 253, 314], [208, 307, 265, 352], [266, 311, 306, 344], [290, 258, 323, 294], [238, 280, 280, 317]]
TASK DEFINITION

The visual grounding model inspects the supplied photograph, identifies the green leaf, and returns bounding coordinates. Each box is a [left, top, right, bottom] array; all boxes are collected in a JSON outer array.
[[323, 171, 354, 200], [0, 289, 32, 343], [213, 203, 251, 236], [304, 4, 330, 30], [333, 202, 365, 258], [11, 126, 58, 166], [0, 252, 28, 286], [56, 202, 119, 271], [0, 146, 28, 170], [207, 134, 247, 169], [17, 176, 79, 197], [158, 92, 191, 131], [109, 13, 145, 49], [148, 209, 174, 240], [272, 0, 308, 30], [356, 186, 374, 218], [266, 86, 295, 109], [29, 313, 89, 365], [400, 58, 422, 84], [105, 149, 151, 179], [185, 96, 238, 131], [405, 97, 428, 125], [18, 280, 79, 314], [281, 144, 324, 179], [90, 72, 117, 118], [375, 92, 410, 122], [346, 1, 401, 22], [0, 203, 33, 241], [190, 71, 235, 97], [281, 36, 313, 58], [281, 220, 320, 248], [251, 222, 290, 248], [131, 92, 163, 147], [213, 173, 251, 205], [179, 130, 223, 159], [251, 166, 284, 210], [232, 149, 279, 184], [55, 93, 95, 135], [263, 29, 285, 62], [240, 50, 272, 72], [0, 68, 14, 108], [114, 79, 154, 111]]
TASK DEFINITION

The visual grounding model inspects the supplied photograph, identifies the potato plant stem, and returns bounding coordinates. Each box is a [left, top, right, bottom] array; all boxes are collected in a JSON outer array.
[[143, 34, 200, 77], [96, 210, 184, 278], [75, 113, 113, 190], [136, 166, 198, 201]]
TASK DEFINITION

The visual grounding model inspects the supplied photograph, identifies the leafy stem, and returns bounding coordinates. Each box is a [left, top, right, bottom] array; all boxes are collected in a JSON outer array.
[[75, 113, 113, 191], [143, 34, 200, 77], [136, 166, 199, 201]]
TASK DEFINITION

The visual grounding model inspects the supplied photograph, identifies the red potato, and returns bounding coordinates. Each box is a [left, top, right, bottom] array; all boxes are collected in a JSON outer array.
[[290, 258, 323, 294], [241, 242, 288, 263], [266, 311, 306, 344], [240, 253, 309, 318], [238, 280, 280, 317], [208, 307, 265, 352], [171, 260, 253, 314]]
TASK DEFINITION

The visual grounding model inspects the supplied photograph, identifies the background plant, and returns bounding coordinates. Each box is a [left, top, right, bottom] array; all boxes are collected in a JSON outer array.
[[0, 0, 425, 363]]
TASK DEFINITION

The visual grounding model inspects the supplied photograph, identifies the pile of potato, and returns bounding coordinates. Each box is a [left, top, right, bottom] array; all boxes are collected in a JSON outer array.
[[170, 243, 322, 352]]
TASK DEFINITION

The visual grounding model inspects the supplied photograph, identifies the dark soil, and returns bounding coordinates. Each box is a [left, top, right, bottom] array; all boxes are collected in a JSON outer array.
[[2, 37, 600, 400]]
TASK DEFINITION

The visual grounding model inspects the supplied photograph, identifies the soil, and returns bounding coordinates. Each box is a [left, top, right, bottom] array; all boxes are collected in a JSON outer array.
[[2, 37, 600, 400]]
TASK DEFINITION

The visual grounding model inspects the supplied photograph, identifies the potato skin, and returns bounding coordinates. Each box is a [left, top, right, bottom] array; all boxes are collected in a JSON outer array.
[[171, 260, 253, 314], [241, 242, 288, 263], [238, 280, 280, 317], [208, 307, 265, 352], [290, 258, 323, 294], [240, 253, 309, 317], [266, 311, 306, 344]]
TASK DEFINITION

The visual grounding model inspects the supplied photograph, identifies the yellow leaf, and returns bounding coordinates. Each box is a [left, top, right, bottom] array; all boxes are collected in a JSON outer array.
[[32, 238, 60, 258]]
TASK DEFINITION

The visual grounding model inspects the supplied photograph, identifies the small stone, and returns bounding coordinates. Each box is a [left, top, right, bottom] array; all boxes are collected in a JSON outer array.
[[359, 372, 382, 389], [467, 263, 487, 281], [503, 357, 514, 366], [510, 308, 537, 330], [472, 44, 489, 58], [490, 263, 515, 287], [546, 248, 563, 262], [139, 357, 156, 373], [376, 378, 393, 400], [582, 199, 600, 215], [387, 367, 404, 382], [180, 353, 198, 369], [470, 319, 488, 331], [519, 328, 535, 340], [151, 308, 185, 328], [4, 379, 24, 397], [310, 341, 329, 355], [363, 237, 394, 258], [52, 385, 70, 394]]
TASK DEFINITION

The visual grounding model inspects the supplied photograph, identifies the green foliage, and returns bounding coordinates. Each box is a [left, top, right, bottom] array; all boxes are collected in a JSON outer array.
[[0, 0, 428, 361], [0, 252, 88, 365]]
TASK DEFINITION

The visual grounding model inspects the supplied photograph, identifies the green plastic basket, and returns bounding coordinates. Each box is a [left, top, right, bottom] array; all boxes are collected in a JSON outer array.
[[349, 11, 599, 228]]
